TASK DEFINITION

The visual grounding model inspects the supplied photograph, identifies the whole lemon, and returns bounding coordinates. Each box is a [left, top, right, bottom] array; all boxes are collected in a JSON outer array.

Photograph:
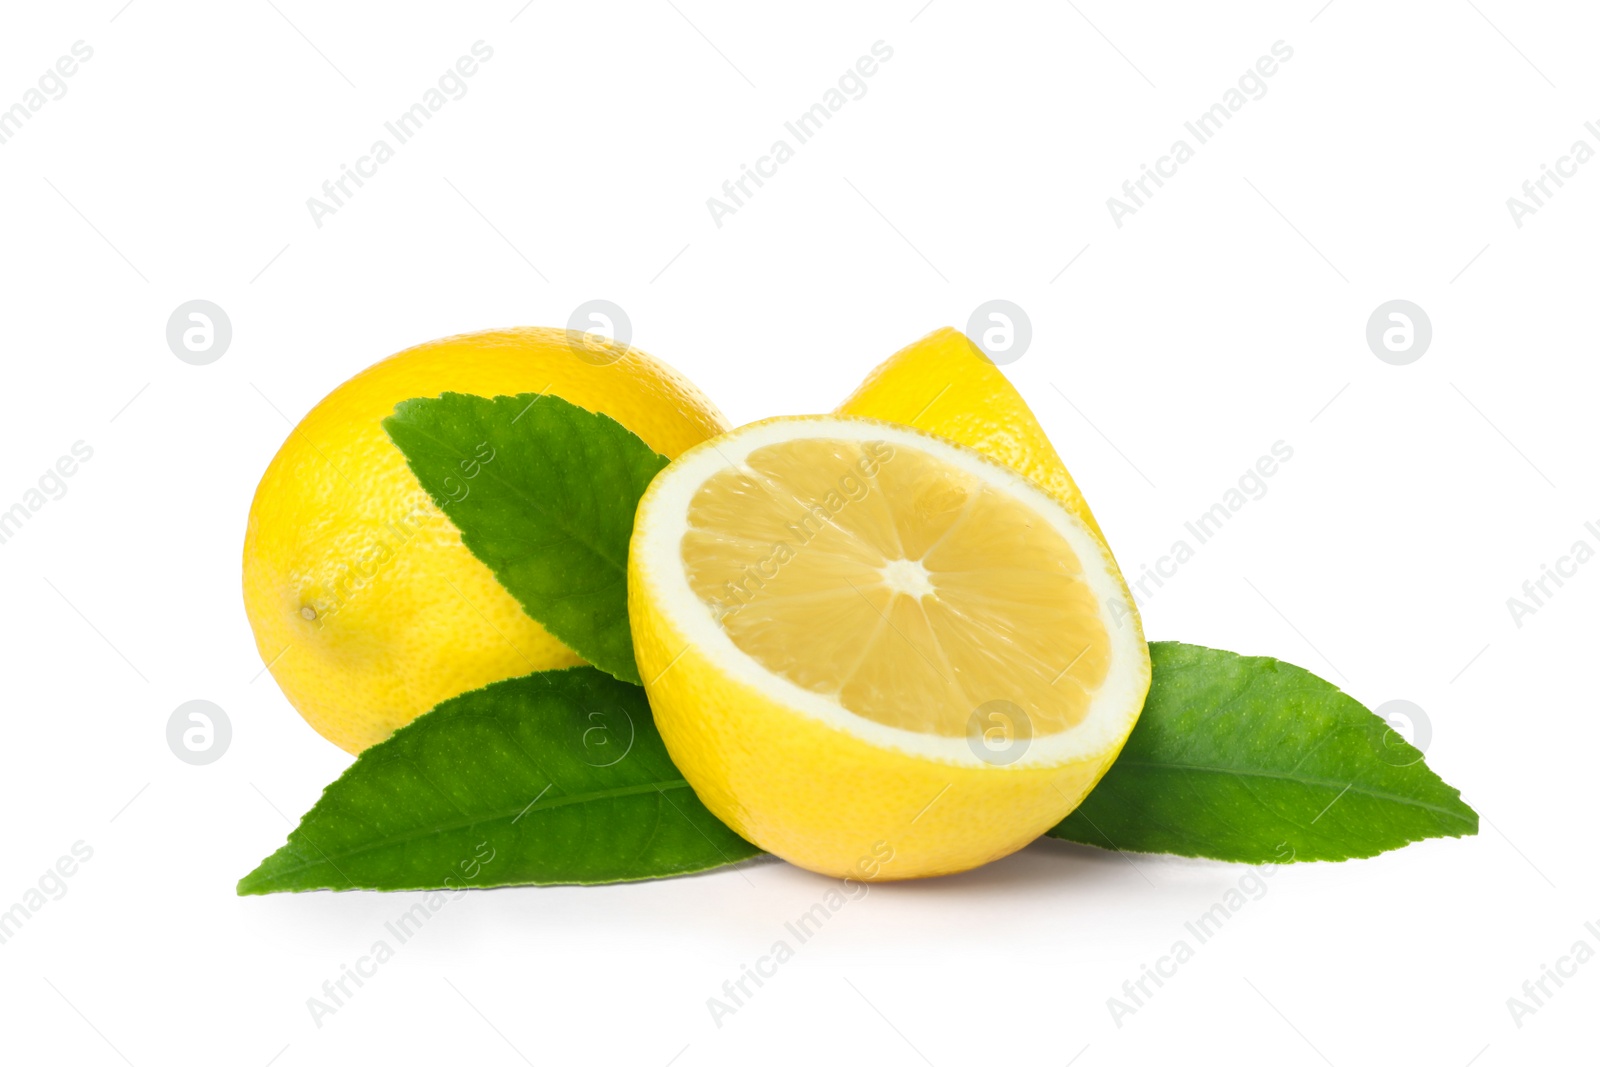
[[243, 327, 728, 753]]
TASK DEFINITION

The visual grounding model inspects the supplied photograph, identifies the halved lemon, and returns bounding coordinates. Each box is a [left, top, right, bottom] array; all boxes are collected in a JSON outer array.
[[629, 416, 1150, 879]]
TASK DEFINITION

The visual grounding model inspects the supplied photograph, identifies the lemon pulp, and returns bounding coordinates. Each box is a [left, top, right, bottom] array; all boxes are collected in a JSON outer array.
[[680, 436, 1112, 740]]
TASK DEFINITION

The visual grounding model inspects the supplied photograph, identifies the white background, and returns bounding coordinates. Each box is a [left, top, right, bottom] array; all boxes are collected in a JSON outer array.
[[0, 1, 1595, 1064]]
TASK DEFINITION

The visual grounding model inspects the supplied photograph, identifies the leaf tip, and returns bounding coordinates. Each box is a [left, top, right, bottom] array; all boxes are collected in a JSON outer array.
[[235, 867, 270, 896]]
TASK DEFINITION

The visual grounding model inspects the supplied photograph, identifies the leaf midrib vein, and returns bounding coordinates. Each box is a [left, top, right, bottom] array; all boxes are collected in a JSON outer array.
[[269, 779, 696, 880], [1110, 759, 1473, 823]]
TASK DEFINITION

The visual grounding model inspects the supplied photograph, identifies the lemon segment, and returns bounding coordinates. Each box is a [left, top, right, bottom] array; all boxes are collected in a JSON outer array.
[[837, 326, 1105, 541], [630, 416, 1150, 879]]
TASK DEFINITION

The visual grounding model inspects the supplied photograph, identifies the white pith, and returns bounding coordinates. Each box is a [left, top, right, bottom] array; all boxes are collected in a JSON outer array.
[[634, 417, 1148, 770]]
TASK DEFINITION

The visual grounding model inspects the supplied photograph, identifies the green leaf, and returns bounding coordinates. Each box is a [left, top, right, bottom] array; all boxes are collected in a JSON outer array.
[[1047, 642, 1478, 863], [238, 667, 761, 894], [383, 392, 668, 685]]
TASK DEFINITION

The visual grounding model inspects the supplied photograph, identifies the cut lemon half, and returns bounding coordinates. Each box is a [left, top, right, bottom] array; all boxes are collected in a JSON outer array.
[[629, 416, 1150, 879]]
